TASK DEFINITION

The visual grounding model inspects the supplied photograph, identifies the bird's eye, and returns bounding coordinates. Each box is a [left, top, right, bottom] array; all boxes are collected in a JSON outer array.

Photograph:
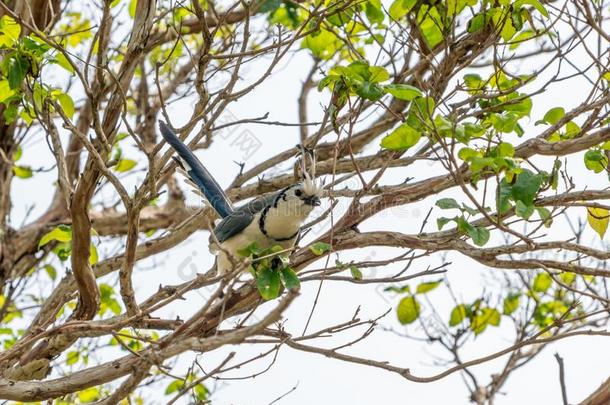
[[295, 189, 302, 197]]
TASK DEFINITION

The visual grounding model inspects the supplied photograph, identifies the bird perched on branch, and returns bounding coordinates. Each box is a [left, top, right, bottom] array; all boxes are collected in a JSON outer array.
[[158, 121, 322, 275]]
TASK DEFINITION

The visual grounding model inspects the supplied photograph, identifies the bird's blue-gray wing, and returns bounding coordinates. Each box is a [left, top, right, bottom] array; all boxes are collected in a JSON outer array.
[[213, 194, 276, 242], [213, 211, 254, 243], [159, 121, 235, 218]]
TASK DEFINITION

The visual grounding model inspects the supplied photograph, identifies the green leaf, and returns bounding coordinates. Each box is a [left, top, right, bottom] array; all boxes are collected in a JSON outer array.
[[514, 0, 549, 17], [458, 147, 480, 161], [584, 149, 608, 173], [12, 146, 22, 162], [397, 295, 420, 324], [256, 267, 281, 300], [12, 165, 32, 179], [356, 81, 384, 101], [53, 53, 75, 73], [503, 293, 520, 315], [115, 159, 137, 172], [66, 350, 80, 365], [419, 8, 443, 47], [416, 280, 441, 294], [496, 142, 515, 157], [349, 265, 363, 280], [449, 304, 467, 326], [385, 285, 410, 294], [39, 224, 72, 247], [383, 84, 422, 101], [309, 241, 331, 256], [0, 16, 21, 47], [0, 80, 15, 103], [108, 299, 122, 315], [302, 30, 340, 60], [511, 169, 543, 206], [483, 307, 501, 326], [55, 92, 75, 119], [536, 207, 552, 227], [368, 66, 390, 83], [468, 226, 490, 247], [463, 74, 483, 91], [565, 121, 581, 138], [78, 387, 100, 403], [587, 207, 609, 239], [504, 96, 532, 118], [89, 243, 99, 265], [436, 216, 453, 230], [259, 0, 281, 13], [458, 217, 489, 246], [365, 0, 384, 24], [471, 308, 501, 334], [406, 96, 435, 130], [515, 200, 534, 219], [237, 242, 262, 257], [52, 242, 72, 261], [532, 272, 552, 293], [388, 0, 415, 20], [44, 265, 57, 280], [8, 54, 28, 89], [542, 107, 565, 125], [436, 198, 461, 210], [467, 13, 486, 33], [129, 0, 138, 18], [380, 123, 421, 150], [280, 267, 300, 290], [193, 383, 209, 401], [100, 283, 115, 301], [560, 272, 576, 285]]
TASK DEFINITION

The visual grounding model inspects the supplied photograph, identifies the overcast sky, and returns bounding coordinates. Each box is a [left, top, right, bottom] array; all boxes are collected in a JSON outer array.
[[9, 5, 610, 403]]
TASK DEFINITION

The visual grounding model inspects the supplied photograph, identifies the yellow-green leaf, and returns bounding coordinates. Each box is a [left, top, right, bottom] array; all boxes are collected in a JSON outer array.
[[380, 123, 421, 151], [0, 16, 21, 47], [115, 159, 137, 172], [129, 0, 138, 18], [384, 84, 422, 101], [587, 207, 609, 239], [388, 0, 415, 20], [78, 387, 100, 403], [532, 272, 552, 293], [39, 225, 72, 247], [54, 53, 75, 73], [309, 241, 331, 256], [89, 243, 99, 265], [56, 92, 75, 118], [503, 294, 520, 315], [416, 280, 441, 294], [542, 107, 565, 125], [12, 165, 32, 179], [397, 295, 420, 324], [0, 80, 15, 103], [66, 350, 80, 365], [449, 304, 467, 326]]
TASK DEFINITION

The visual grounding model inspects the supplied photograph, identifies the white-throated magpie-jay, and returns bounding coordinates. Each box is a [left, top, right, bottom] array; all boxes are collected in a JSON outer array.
[[158, 121, 321, 274]]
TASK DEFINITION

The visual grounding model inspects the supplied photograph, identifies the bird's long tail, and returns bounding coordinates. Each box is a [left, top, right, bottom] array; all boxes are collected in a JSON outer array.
[[158, 121, 235, 218]]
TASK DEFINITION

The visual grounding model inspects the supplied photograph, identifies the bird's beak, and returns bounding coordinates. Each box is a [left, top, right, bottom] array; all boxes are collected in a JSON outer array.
[[303, 195, 321, 206]]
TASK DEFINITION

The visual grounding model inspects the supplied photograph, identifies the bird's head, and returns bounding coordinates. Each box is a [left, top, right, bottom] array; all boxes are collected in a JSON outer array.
[[273, 146, 322, 218], [275, 180, 322, 218]]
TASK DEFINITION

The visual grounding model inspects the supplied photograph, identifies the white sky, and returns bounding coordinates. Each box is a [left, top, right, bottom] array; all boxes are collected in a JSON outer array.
[[7, 3, 610, 404]]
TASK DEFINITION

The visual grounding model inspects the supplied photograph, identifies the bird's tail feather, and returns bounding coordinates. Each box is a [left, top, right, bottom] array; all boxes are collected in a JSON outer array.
[[159, 121, 235, 218]]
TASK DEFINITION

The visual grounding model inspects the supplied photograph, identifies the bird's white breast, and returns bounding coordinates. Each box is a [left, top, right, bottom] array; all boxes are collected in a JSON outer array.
[[213, 212, 299, 274]]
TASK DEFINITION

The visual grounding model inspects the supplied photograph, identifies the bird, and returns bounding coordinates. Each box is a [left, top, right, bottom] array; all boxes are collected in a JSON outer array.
[[158, 121, 322, 275]]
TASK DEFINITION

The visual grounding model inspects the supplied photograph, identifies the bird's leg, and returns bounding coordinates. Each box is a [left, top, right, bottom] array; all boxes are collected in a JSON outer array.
[[271, 256, 283, 270]]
